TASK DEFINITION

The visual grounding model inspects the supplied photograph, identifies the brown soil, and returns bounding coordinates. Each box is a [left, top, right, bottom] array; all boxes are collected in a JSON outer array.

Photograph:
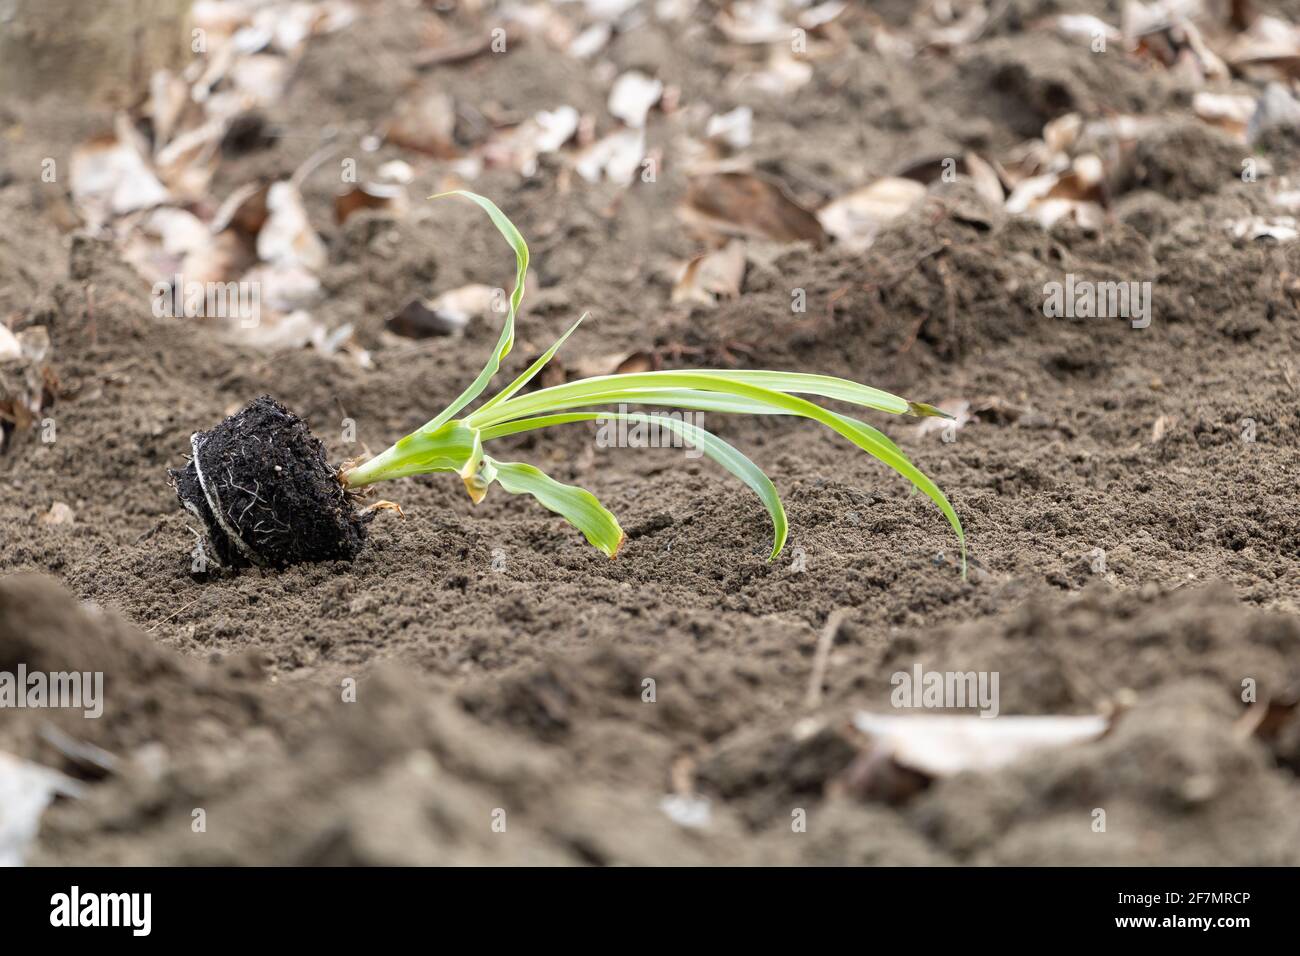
[[2, 0, 1299, 865]]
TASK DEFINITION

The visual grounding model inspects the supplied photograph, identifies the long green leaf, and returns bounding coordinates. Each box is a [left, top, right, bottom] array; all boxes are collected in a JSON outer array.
[[417, 190, 529, 435], [486, 457, 624, 558], [469, 369, 920, 425], [474, 372, 965, 573], [476, 386, 909, 459], [481, 411, 789, 558]]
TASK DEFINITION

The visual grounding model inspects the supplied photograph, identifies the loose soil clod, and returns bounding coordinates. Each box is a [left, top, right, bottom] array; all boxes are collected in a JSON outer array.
[[169, 396, 368, 569]]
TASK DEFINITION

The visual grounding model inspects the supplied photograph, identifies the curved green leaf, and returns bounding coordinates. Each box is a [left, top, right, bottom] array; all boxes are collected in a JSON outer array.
[[485, 457, 624, 558], [481, 411, 788, 558]]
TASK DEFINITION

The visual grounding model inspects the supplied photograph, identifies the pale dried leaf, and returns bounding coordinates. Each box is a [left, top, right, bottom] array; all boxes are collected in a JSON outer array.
[[573, 128, 645, 185], [852, 712, 1110, 778], [258, 181, 327, 272], [671, 240, 747, 306], [608, 71, 663, 128], [818, 177, 926, 249]]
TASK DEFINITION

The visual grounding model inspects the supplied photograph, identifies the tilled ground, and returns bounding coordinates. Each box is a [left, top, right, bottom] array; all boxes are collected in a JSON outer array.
[[1, 0, 1299, 864]]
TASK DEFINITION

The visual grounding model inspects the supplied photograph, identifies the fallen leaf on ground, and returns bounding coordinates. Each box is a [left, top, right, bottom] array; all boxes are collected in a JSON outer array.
[[258, 181, 327, 272], [608, 71, 663, 128], [818, 177, 927, 249], [386, 285, 499, 339], [851, 711, 1111, 778], [1235, 696, 1300, 740], [569, 23, 612, 59], [1041, 13, 1121, 46], [671, 240, 747, 306], [706, 106, 753, 150], [572, 128, 645, 185], [70, 124, 171, 229], [680, 172, 826, 245], [716, 0, 793, 43], [1228, 216, 1299, 241], [386, 89, 459, 157], [335, 182, 408, 224], [729, 50, 813, 96], [39, 502, 75, 526], [1194, 91, 1258, 141], [551, 350, 661, 383], [1005, 154, 1106, 230], [242, 311, 353, 355], [483, 106, 580, 176], [0, 325, 54, 450]]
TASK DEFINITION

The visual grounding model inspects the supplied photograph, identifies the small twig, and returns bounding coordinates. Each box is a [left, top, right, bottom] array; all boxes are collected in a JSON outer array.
[[147, 594, 206, 633], [804, 608, 851, 711]]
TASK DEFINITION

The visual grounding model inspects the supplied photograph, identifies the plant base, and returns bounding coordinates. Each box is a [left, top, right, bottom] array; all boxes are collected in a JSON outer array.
[[169, 396, 368, 569]]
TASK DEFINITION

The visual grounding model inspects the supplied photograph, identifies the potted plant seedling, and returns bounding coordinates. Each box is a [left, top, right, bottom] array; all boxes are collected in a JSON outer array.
[[171, 192, 965, 573]]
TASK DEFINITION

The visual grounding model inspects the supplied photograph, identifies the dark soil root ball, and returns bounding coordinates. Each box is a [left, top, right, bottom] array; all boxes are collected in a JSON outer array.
[[169, 396, 369, 571]]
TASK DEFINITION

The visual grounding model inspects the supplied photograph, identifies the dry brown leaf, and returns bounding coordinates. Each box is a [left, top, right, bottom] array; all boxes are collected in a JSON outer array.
[[386, 90, 459, 158], [680, 172, 826, 245], [1005, 153, 1107, 230], [1234, 696, 1300, 741], [671, 240, 747, 306], [414, 32, 498, 69], [729, 50, 813, 96], [706, 106, 753, 150], [1040, 13, 1121, 45], [895, 152, 1003, 206], [0, 326, 54, 451], [482, 106, 580, 176], [148, 68, 191, 151], [334, 183, 408, 225], [211, 182, 271, 238], [715, 1, 793, 44], [1221, 14, 1300, 80], [70, 124, 171, 229], [387, 300, 461, 339], [564, 350, 661, 381], [258, 181, 326, 272], [1194, 91, 1258, 141], [387, 285, 500, 340]]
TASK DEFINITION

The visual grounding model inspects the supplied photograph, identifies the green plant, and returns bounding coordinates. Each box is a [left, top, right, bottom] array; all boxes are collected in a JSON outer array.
[[341, 191, 965, 571]]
